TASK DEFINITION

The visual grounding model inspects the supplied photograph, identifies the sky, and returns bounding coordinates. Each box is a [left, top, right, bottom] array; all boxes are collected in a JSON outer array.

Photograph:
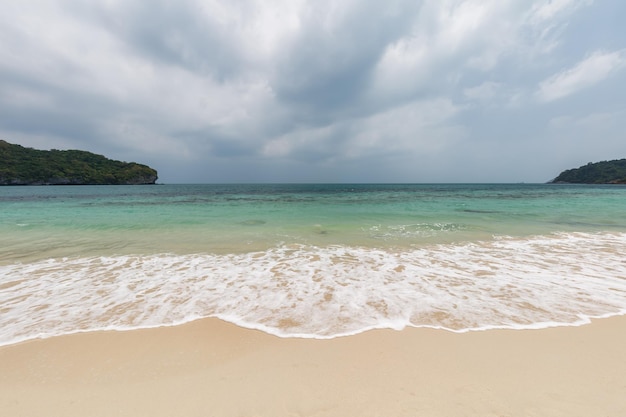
[[1, 0, 625, 183]]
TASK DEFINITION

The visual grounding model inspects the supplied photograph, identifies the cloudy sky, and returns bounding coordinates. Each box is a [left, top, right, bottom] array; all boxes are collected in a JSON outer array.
[[1, 1, 625, 183]]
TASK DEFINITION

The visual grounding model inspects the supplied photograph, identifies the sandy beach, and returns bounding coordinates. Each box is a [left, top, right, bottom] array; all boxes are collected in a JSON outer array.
[[1, 316, 625, 417]]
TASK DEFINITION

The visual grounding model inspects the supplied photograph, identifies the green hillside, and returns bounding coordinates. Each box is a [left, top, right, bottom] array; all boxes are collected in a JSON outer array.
[[0, 140, 158, 185], [550, 159, 626, 184]]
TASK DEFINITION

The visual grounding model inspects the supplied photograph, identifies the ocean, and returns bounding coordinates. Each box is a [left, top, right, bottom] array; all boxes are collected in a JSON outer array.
[[1, 183, 626, 346]]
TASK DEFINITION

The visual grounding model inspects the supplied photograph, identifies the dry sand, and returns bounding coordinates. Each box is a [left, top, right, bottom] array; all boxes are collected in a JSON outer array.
[[1, 316, 625, 417]]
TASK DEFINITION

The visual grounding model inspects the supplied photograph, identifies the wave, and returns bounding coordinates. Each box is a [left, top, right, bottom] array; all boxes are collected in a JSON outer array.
[[1, 232, 626, 346]]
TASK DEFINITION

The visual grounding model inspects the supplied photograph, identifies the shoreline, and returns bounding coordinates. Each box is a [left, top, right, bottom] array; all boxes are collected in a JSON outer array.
[[2, 316, 626, 416], [2, 309, 624, 348]]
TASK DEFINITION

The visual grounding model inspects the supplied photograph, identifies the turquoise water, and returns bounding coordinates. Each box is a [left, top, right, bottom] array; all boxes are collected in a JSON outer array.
[[1, 184, 626, 344]]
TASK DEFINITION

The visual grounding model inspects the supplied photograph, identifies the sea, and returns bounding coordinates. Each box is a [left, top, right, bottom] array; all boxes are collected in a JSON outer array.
[[1, 183, 626, 346]]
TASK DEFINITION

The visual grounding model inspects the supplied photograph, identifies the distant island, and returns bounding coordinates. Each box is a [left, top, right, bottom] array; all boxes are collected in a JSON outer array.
[[550, 159, 626, 184], [0, 140, 158, 185]]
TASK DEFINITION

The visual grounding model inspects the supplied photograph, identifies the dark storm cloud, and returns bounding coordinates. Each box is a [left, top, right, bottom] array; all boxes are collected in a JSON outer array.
[[270, 2, 419, 114], [0, 68, 113, 150], [75, 1, 246, 81]]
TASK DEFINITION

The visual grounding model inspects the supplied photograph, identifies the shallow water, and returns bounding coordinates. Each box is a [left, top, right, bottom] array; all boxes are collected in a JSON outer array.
[[1, 184, 626, 345]]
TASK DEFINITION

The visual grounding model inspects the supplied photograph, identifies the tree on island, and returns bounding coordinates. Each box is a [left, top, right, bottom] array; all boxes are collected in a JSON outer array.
[[550, 159, 626, 184], [0, 140, 158, 185]]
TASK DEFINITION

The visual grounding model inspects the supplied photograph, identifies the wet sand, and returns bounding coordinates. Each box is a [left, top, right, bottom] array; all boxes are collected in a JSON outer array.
[[1, 316, 625, 417]]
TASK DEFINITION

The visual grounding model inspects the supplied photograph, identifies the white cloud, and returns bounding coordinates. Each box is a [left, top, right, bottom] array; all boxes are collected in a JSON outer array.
[[464, 82, 501, 101], [527, 0, 593, 23], [367, 0, 578, 103], [343, 98, 462, 159], [537, 50, 626, 101]]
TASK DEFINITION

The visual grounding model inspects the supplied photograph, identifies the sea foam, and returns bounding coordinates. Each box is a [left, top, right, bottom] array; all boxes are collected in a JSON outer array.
[[1, 232, 626, 346]]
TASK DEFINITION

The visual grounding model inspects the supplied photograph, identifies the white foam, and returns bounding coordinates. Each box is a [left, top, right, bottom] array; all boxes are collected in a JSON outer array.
[[1, 232, 626, 346], [367, 222, 467, 240]]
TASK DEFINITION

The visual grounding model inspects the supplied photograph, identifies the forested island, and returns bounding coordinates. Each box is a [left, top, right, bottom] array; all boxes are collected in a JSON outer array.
[[0, 140, 158, 185], [550, 159, 626, 184]]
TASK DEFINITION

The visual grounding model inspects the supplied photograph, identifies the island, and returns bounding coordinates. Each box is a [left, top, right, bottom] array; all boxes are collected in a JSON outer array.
[[550, 159, 626, 184], [0, 140, 158, 185]]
